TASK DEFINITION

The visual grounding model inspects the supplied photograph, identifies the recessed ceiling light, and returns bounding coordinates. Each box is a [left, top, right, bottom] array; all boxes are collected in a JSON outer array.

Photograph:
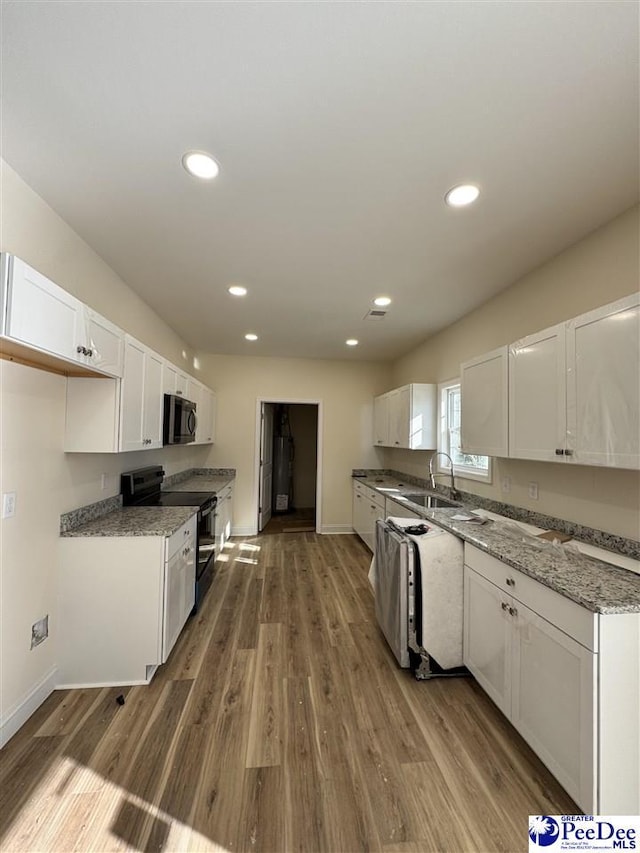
[[245, 333, 258, 341], [445, 184, 480, 207], [373, 296, 392, 307], [228, 285, 247, 297], [182, 150, 219, 180], [346, 339, 359, 346]]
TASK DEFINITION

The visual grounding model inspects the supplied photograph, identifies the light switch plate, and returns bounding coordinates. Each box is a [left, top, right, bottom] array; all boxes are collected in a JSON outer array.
[[528, 481, 539, 500]]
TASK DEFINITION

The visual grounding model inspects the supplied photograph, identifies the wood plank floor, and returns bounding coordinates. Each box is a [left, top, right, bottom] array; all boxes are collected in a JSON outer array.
[[0, 532, 577, 852]]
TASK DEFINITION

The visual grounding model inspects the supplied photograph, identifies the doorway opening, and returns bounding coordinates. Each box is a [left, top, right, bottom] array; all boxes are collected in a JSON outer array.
[[256, 399, 321, 534]]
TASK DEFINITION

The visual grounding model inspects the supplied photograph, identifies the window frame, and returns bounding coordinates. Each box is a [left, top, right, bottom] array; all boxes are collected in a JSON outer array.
[[437, 378, 492, 484]]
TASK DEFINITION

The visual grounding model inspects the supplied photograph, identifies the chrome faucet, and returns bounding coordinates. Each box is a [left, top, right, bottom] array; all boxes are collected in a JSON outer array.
[[428, 451, 459, 500]]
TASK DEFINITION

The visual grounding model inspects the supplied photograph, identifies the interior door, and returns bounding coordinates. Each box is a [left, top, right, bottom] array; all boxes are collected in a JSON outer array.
[[258, 403, 274, 531]]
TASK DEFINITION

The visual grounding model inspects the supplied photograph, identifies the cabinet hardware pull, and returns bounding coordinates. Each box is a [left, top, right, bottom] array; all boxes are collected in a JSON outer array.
[[86, 348, 93, 357], [509, 606, 518, 617], [501, 601, 509, 611], [506, 578, 515, 586], [565, 449, 574, 456], [555, 448, 564, 455], [76, 345, 84, 354]]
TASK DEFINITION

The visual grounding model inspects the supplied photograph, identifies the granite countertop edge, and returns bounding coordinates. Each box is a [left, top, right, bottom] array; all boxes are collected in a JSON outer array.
[[355, 472, 640, 615], [61, 505, 199, 538]]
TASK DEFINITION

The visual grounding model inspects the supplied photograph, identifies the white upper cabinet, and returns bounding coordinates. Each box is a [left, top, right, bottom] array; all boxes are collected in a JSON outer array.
[[120, 335, 163, 451], [2, 255, 123, 377], [84, 308, 124, 377], [197, 385, 216, 444], [567, 295, 640, 469], [463, 293, 639, 470], [508, 325, 566, 462], [373, 393, 390, 446], [373, 384, 436, 450], [508, 294, 639, 469], [460, 346, 508, 458], [5, 256, 85, 364], [163, 361, 190, 397]]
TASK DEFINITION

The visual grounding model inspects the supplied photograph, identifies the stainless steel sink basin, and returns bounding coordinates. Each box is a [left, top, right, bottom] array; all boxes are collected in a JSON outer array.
[[403, 493, 459, 509]]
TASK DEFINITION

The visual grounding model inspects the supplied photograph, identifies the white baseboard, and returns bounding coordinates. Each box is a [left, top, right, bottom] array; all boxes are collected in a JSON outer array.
[[231, 525, 258, 537], [320, 524, 356, 534], [0, 666, 58, 748], [56, 677, 151, 690]]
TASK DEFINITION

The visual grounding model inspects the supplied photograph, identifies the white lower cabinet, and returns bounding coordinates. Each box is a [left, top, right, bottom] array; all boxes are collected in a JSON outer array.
[[58, 515, 196, 687], [352, 481, 385, 550], [216, 483, 234, 555], [464, 544, 639, 814]]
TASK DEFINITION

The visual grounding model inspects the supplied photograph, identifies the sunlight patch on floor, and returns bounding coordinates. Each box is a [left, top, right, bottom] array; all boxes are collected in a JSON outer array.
[[1, 756, 233, 852]]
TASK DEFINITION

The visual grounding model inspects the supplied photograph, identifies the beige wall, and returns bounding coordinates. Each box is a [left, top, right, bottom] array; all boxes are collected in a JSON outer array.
[[198, 353, 389, 533], [387, 205, 640, 540], [0, 161, 209, 737]]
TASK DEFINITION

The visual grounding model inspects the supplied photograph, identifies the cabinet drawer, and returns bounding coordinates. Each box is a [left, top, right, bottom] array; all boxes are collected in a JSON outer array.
[[166, 515, 197, 560], [364, 486, 385, 511], [464, 544, 597, 651], [353, 481, 384, 509]]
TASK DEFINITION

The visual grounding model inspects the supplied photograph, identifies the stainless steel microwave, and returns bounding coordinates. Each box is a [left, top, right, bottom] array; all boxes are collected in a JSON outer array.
[[163, 394, 197, 445]]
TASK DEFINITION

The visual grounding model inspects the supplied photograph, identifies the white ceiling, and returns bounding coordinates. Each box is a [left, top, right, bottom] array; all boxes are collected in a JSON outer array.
[[1, 1, 638, 361]]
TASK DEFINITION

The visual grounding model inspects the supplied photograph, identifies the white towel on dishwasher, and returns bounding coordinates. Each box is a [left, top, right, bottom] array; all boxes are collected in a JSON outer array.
[[387, 517, 464, 669]]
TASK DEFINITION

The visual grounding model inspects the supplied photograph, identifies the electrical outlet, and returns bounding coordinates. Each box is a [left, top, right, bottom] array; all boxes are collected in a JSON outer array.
[[101, 473, 108, 491], [528, 481, 539, 500], [2, 492, 16, 519], [31, 615, 48, 649], [501, 476, 511, 493]]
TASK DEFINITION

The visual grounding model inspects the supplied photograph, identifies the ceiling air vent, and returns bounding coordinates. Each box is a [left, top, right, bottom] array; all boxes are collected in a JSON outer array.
[[363, 309, 387, 320]]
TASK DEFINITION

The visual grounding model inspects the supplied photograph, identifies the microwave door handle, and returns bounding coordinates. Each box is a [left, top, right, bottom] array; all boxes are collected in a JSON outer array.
[[188, 409, 197, 435]]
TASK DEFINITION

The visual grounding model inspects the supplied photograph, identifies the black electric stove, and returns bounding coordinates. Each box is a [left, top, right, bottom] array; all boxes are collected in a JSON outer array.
[[121, 466, 217, 611]]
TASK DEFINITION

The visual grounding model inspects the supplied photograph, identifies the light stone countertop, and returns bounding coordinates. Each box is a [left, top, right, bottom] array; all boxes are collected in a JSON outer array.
[[355, 474, 640, 615], [60, 506, 198, 538], [163, 475, 234, 494]]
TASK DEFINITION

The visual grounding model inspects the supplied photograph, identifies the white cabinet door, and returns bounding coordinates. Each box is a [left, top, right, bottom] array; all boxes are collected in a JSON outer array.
[[217, 485, 234, 550], [121, 336, 163, 451], [197, 387, 216, 444], [142, 350, 164, 449], [463, 565, 511, 716], [373, 393, 390, 446], [460, 346, 508, 457], [388, 387, 410, 448], [6, 256, 85, 364], [509, 324, 567, 462], [162, 361, 189, 397], [163, 519, 196, 662], [373, 385, 436, 449], [511, 600, 596, 810], [84, 308, 124, 377], [567, 294, 640, 469], [120, 337, 146, 451], [368, 498, 386, 553], [352, 483, 369, 542]]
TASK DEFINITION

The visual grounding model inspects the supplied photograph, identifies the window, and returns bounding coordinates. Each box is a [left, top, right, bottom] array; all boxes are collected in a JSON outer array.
[[438, 379, 491, 482]]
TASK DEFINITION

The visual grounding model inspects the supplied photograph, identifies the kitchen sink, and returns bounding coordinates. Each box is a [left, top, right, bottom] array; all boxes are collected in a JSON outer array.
[[402, 493, 459, 509]]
